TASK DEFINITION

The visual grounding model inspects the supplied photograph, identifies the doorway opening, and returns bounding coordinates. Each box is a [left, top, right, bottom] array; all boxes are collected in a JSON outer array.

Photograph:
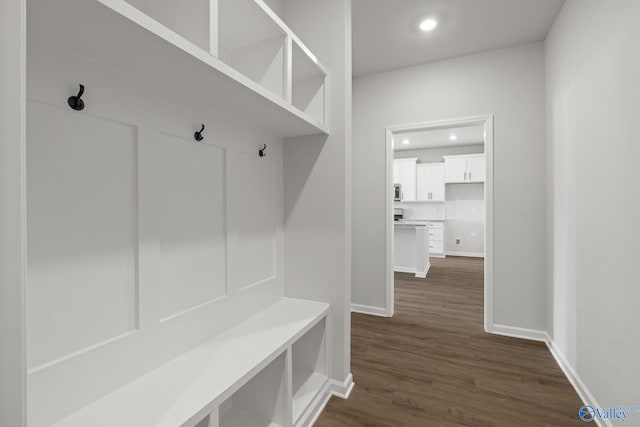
[[385, 115, 494, 330]]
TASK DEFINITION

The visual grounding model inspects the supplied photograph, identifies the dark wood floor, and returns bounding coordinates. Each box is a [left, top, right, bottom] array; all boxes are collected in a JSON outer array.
[[316, 257, 583, 426]]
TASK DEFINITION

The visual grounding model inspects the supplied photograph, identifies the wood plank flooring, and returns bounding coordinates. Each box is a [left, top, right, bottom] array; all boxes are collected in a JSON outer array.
[[316, 257, 583, 426]]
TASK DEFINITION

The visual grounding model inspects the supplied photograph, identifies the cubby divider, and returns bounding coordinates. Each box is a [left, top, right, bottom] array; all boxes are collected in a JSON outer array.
[[219, 353, 287, 427], [291, 318, 328, 424], [292, 41, 326, 126]]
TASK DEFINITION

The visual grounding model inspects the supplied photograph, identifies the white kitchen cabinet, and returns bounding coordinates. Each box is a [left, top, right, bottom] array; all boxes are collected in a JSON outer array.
[[394, 158, 417, 201], [467, 155, 485, 183], [444, 154, 485, 183], [427, 222, 445, 258], [393, 161, 400, 185], [416, 163, 445, 201]]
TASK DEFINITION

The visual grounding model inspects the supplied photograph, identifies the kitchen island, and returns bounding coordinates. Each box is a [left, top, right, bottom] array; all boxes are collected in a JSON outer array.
[[394, 221, 431, 278]]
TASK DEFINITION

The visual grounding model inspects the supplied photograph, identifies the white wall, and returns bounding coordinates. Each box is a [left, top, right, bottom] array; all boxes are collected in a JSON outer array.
[[0, 1, 26, 426], [26, 39, 285, 426], [353, 42, 547, 333], [280, 0, 352, 383], [546, 0, 640, 410]]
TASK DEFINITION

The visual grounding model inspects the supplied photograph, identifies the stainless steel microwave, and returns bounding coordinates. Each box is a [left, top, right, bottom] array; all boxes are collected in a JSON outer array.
[[394, 184, 401, 201]]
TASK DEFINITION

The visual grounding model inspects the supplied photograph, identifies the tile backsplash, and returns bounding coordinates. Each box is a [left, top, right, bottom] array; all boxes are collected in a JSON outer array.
[[394, 202, 446, 220]]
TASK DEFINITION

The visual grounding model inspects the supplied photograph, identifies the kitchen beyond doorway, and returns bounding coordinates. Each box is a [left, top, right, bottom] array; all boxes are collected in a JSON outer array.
[[385, 116, 494, 331]]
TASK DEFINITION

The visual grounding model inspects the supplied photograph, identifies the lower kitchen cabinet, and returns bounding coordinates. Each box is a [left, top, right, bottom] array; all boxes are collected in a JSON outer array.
[[427, 222, 445, 258]]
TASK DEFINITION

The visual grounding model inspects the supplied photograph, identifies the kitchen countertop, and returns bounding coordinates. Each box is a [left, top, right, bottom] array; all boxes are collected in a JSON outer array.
[[394, 219, 444, 227]]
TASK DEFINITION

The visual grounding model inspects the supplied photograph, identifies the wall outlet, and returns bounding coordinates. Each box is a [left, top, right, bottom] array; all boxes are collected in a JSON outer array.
[[456, 238, 461, 245]]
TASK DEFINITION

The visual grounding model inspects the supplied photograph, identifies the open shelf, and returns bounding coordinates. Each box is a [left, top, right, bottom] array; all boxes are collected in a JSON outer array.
[[292, 40, 326, 127], [26, 0, 328, 137], [219, 0, 287, 100], [123, 0, 211, 52], [291, 318, 328, 424], [219, 354, 286, 427], [44, 299, 328, 427]]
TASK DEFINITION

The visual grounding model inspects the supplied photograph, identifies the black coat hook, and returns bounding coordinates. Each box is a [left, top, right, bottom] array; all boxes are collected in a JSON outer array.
[[259, 144, 267, 157], [68, 84, 85, 111], [194, 124, 205, 142]]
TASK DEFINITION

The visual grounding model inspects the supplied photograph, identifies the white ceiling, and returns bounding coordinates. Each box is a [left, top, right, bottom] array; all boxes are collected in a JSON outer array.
[[352, 0, 564, 76], [394, 125, 484, 151]]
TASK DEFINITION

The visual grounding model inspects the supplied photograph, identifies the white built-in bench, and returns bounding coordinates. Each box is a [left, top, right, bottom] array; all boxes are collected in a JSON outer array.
[[51, 298, 330, 427]]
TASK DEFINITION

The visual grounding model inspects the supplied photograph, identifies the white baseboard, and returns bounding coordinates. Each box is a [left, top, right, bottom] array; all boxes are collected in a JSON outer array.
[[329, 373, 355, 399], [415, 262, 430, 278], [394, 264, 430, 278], [486, 323, 548, 342], [446, 251, 484, 258], [351, 304, 389, 317], [301, 374, 354, 427], [544, 334, 609, 427]]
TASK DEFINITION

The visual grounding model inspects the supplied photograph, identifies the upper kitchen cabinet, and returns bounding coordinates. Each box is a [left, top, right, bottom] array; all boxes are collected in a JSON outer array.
[[416, 163, 445, 201], [26, 0, 329, 137], [444, 154, 485, 183], [394, 158, 417, 202]]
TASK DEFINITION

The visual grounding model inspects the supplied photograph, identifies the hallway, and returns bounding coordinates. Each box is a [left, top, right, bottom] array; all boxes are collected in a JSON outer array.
[[317, 257, 583, 426]]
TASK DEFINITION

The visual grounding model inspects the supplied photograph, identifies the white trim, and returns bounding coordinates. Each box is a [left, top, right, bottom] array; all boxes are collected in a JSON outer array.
[[445, 251, 484, 258], [415, 262, 430, 278], [544, 335, 609, 427], [351, 304, 389, 317], [393, 265, 431, 278], [385, 115, 494, 331], [329, 373, 355, 399], [385, 128, 395, 317], [299, 374, 354, 427], [483, 116, 495, 334], [485, 324, 548, 342]]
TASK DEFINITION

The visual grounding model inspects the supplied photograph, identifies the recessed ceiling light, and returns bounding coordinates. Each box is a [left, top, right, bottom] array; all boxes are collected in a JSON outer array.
[[419, 18, 438, 32], [449, 134, 458, 141], [402, 139, 411, 145]]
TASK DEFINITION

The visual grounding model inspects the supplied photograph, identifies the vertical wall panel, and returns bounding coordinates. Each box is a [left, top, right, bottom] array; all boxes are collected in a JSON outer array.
[[27, 102, 138, 369], [227, 151, 276, 292], [158, 135, 226, 320]]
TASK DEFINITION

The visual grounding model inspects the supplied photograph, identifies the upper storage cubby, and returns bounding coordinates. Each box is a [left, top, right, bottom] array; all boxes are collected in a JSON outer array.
[[123, 0, 212, 52], [292, 41, 327, 127], [26, 0, 328, 137], [218, 0, 287, 100]]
